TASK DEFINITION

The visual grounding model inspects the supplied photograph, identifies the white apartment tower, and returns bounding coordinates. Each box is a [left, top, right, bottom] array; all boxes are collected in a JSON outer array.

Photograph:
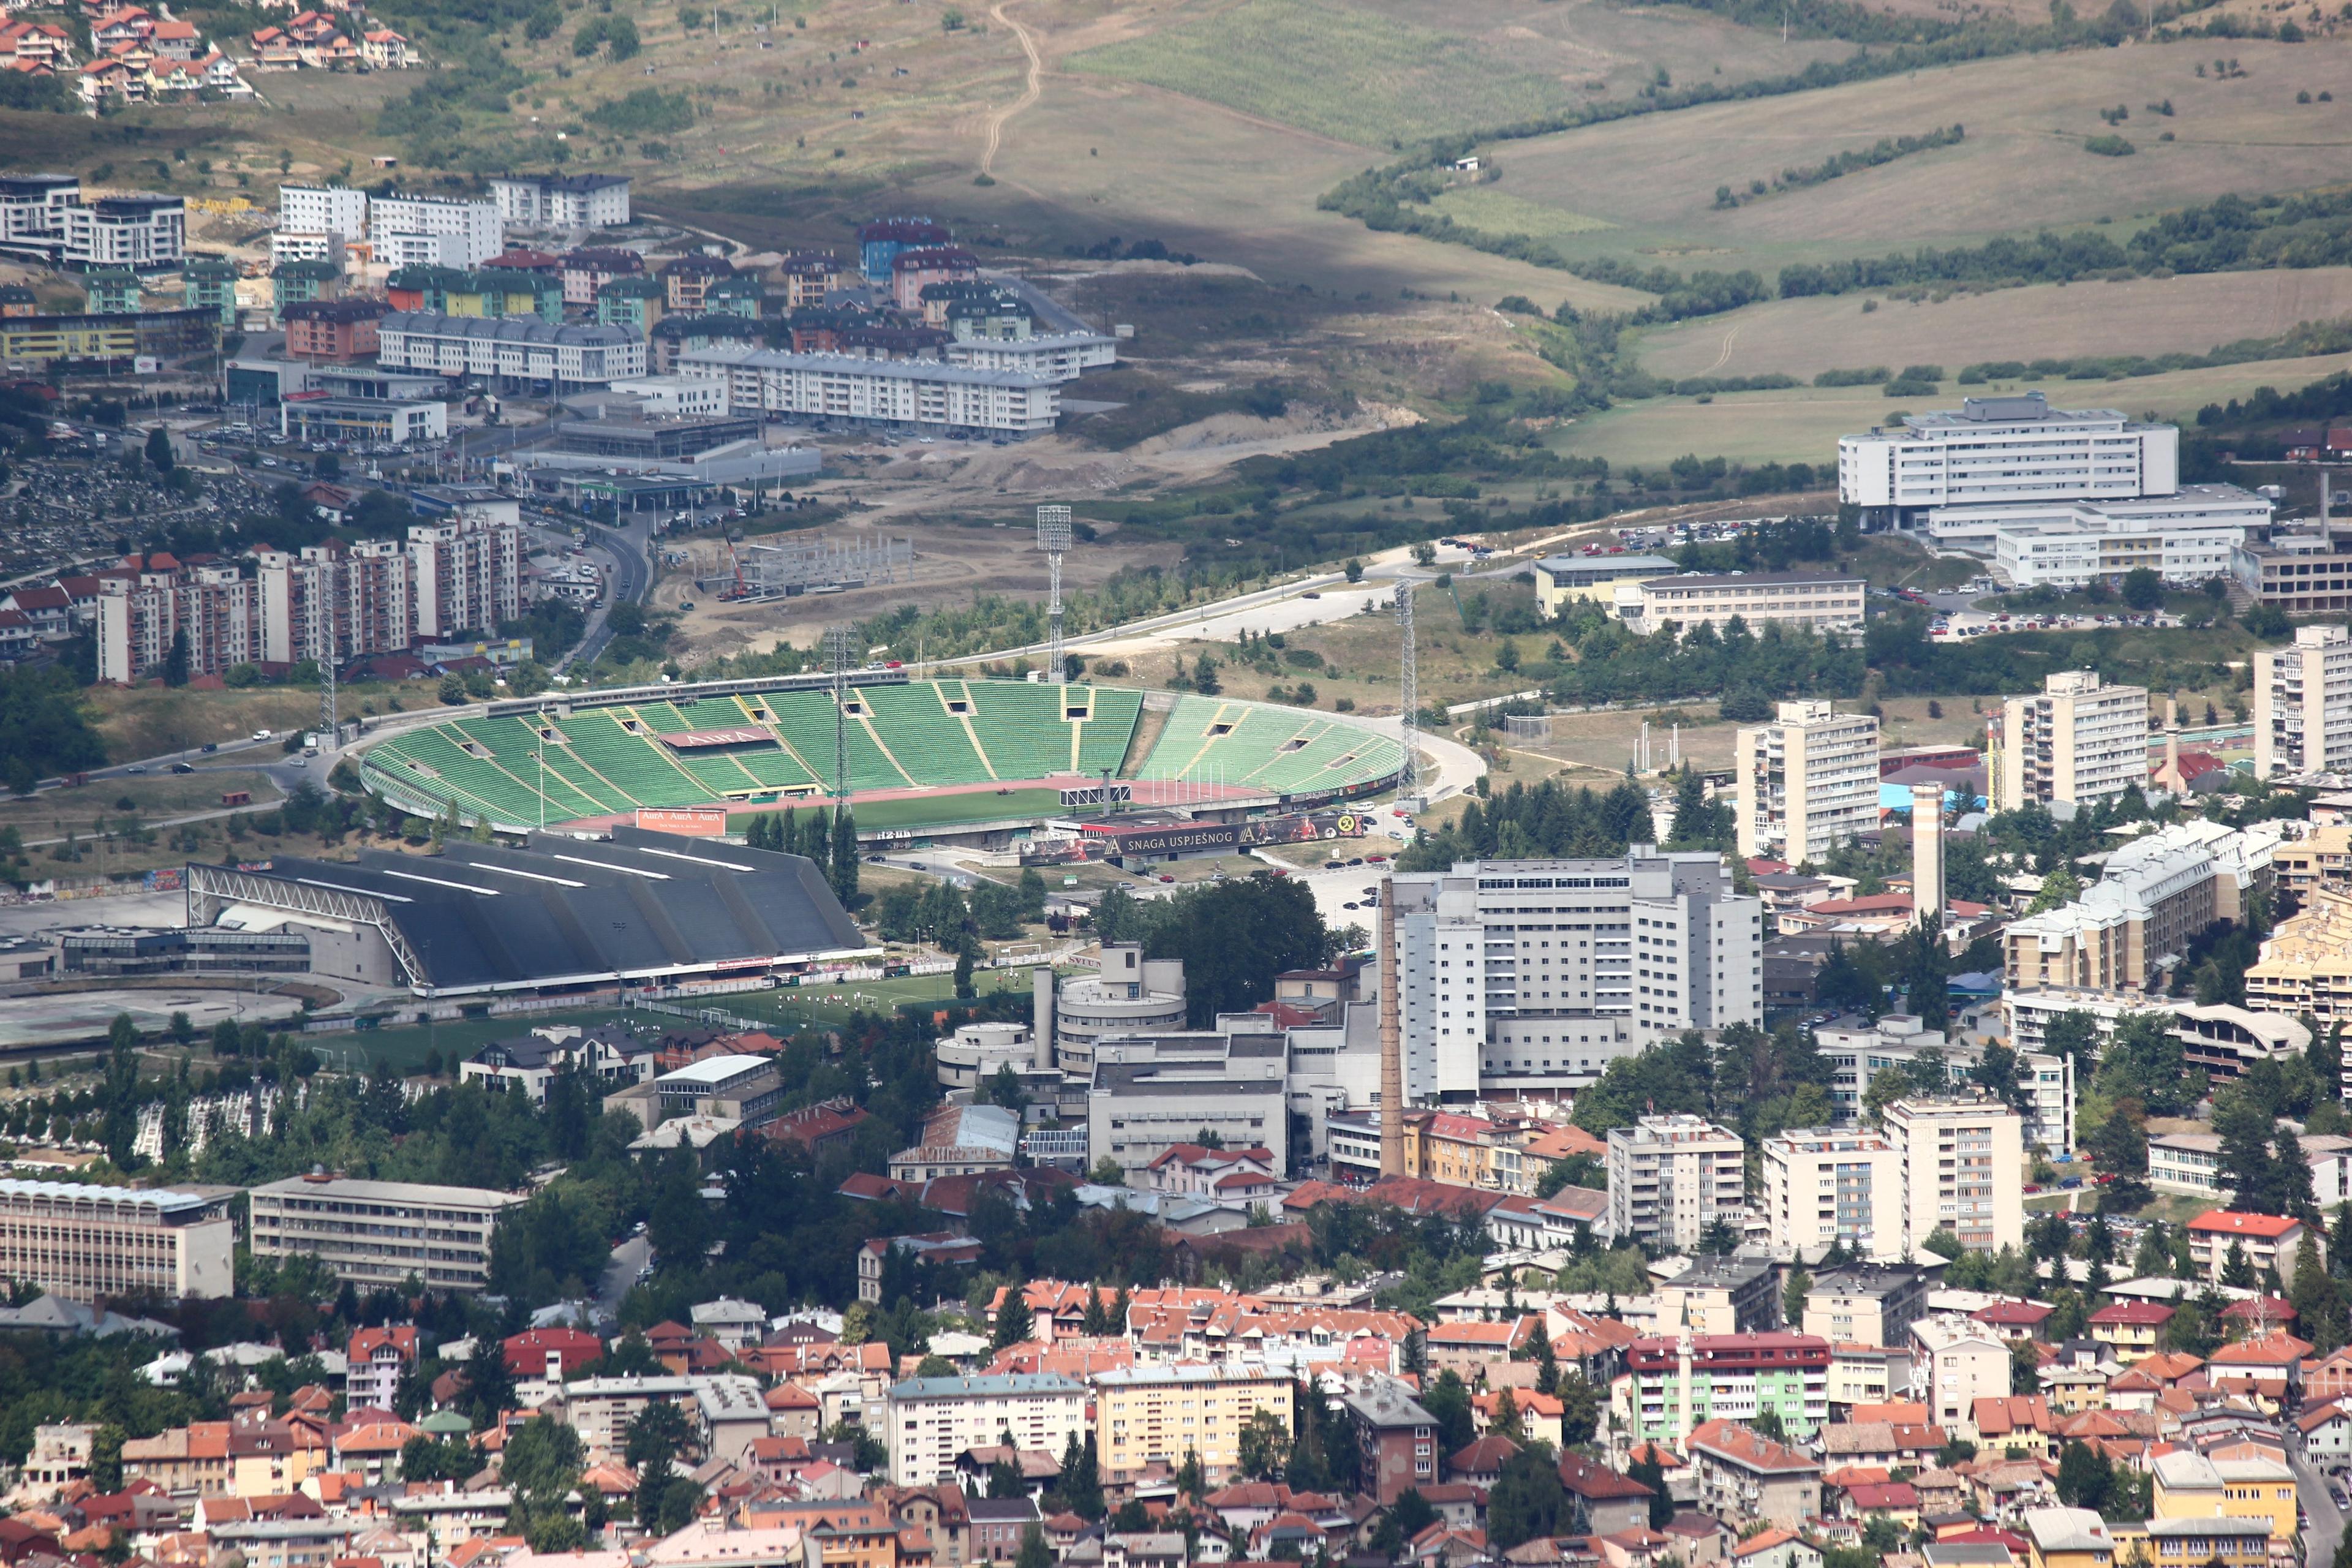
[[1762, 1127, 1903, 1261], [1734, 700, 1880, 864], [64, 195, 184, 270], [409, 518, 522, 638], [2256, 624, 2352, 779], [96, 564, 260, 684], [257, 540, 415, 665], [489, 173, 631, 228], [1606, 1114, 1748, 1251], [369, 194, 502, 270], [1838, 391, 2179, 527], [1387, 850, 1765, 1104], [1990, 669, 2150, 812], [277, 185, 369, 243], [1883, 1095, 2025, 1256]]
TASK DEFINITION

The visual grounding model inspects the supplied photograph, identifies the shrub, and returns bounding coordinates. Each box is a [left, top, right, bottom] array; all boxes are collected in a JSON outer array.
[[2084, 134, 2136, 157]]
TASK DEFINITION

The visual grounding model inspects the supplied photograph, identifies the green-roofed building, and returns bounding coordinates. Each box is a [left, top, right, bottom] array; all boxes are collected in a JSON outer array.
[[183, 257, 238, 327], [273, 258, 343, 314], [83, 269, 142, 315]]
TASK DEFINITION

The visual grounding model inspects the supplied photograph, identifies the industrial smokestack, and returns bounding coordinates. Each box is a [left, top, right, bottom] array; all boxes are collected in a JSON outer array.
[[1910, 782, 1944, 927], [1031, 965, 1055, 1074], [1379, 875, 1403, 1177]]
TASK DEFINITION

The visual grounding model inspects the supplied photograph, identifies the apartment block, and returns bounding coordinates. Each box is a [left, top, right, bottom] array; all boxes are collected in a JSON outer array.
[[1978, 488, 2269, 588], [1762, 1127, 1902, 1260], [1883, 1095, 2025, 1256], [1910, 1316, 2011, 1438], [676, 345, 1058, 437], [246, 1174, 524, 1291], [2255, 624, 2352, 779], [1607, 1114, 1748, 1251], [369, 194, 502, 270], [277, 184, 368, 242], [884, 1374, 1087, 1487], [2247, 888, 2352, 1022], [1838, 391, 2179, 530], [0, 173, 81, 242], [2002, 820, 2256, 995], [1092, 1365, 1292, 1484], [489, 172, 631, 228], [1989, 670, 2149, 812], [2184, 1210, 2318, 1282], [0, 1178, 232, 1301], [1389, 851, 1765, 1103], [408, 514, 522, 638], [1735, 701, 1881, 864], [64, 194, 184, 269], [1800, 1263, 1932, 1349], [1611, 571, 1868, 639], [95, 560, 261, 684], [1624, 1335, 1832, 1447]]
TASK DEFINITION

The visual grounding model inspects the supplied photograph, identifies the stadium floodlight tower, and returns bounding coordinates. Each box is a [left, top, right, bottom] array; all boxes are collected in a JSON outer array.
[[1036, 503, 1073, 684], [1396, 575, 1420, 810], [826, 622, 856, 802]]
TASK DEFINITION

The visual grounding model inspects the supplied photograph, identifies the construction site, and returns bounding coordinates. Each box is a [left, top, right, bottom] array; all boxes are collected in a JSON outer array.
[[693, 534, 918, 602]]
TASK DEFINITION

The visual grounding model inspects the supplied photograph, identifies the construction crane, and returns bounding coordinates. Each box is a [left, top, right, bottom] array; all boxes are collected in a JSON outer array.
[[721, 526, 748, 601]]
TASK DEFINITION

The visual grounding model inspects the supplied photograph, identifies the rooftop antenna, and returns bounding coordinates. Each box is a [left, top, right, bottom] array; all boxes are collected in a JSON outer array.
[[826, 622, 854, 804], [1397, 578, 1419, 807], [1036, 504, 1072, 684]]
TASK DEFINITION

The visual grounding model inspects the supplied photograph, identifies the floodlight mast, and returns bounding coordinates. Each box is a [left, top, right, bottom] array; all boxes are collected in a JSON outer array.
[[826, 623, 855, 804], [1037, 504, 1073, 684], [1396, 575, 1419, 805]]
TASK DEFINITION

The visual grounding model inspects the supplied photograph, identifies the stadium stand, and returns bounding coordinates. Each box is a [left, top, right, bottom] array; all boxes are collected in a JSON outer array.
[[1134, 696, 1403, 794], [357, 680, 1389, 827]]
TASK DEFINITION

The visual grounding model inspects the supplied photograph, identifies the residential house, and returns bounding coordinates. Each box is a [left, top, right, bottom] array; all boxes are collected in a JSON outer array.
[[347, 1326, 417, 1413], [1685, 1420, 1822, 1529]]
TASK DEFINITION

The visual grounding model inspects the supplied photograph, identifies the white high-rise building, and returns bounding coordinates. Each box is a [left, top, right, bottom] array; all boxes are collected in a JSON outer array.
[[1762, 1127, 1902, 1261], [1838, 391, 2179, 527], [1606, 1114, 1748, 1251], [277, 185, 368, 243], [489, 173, 631, 228], [369, 194, 502, 270], [408, 516, 523, 638], [1734, 701, 1880, 865], [1883, 1095, 2025, 1256], [1989, 670, 2149, 812], [0, 174, 81, 242], [2256, 624, 2352, 780], [1387, 850, 1765, 1104], [64, 194, 183, 269]]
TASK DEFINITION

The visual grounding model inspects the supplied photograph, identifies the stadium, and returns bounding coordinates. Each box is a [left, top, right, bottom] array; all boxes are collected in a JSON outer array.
[[353, 671, 1409, 845]]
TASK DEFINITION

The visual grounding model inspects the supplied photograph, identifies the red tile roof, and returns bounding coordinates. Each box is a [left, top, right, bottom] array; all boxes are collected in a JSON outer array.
[[2187, 1210, 2303, 1238]]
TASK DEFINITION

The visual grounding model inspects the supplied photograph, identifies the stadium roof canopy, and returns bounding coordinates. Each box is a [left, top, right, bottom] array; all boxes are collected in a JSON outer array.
[[188, 827, 872, 997]]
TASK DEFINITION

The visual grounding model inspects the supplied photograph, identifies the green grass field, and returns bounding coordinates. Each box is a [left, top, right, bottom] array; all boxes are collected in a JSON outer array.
[[717, 969, 1035, 1031], [1550, 345, 2352, 469], [306, 1008, 639, 1074], [1067, 0, 1585, 148]]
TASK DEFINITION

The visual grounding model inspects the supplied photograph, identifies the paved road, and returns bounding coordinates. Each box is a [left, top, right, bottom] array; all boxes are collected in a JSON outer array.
[[568, 517, 654, 670], [599, 1234, 652, 1313], [2294, 1452, 2342, 1568]]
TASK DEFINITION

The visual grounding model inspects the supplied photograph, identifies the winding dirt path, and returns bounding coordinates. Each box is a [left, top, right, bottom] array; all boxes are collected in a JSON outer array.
[[981, 0, 1042, 175]]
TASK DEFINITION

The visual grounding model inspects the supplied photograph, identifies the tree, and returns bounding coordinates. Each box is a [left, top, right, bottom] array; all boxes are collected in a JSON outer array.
[[2120, 568, 2164, 611], [954, 946, 976, 1000], [2055, 1441, 2112, 1513], [2025, 866, 2082, 915], [1237, 1407, 1290, 1480], [1782, 1264, 1811, 1330], [2292, 1237, 2350, 1353], [162, 625, 190, 687], [1491, 1386, 1526, 1444], [2045, 1009, 2102, 1067], [143, 426, 174, 473], [1015, 1525, 1051, 1568], [1487, 1448, 1567, 1550], [1528, 1317, 1559, 1395], [1060, 1433, 1104, 1520], [2009, 1336, 2041, 1395], [829, 806, 859, 903], [993, 1287, 1035, 1351], [1558, 1372, 1599, 1448], [1175, 1447, 1204, 1502], [1627, 1446, 1673, 1529], [2222, 1238, 2257, 1289]]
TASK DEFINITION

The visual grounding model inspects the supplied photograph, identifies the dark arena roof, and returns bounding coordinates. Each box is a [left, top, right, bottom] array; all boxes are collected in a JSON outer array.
[[186, 827, 872, 997]]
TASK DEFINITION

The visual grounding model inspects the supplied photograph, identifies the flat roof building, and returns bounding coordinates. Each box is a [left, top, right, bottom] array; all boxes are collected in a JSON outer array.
[[2256, 624, 2352, 780], [676, 344, 1058, 436], [883, 1374, 1087, 1487], [0, 1179, 233, 1302], [1612, 571, 1868, 639], [1736, 701, 1880, 865], [1989, 670, 2149, 813], [247, 1174, 525, 1291], [1838, 392, 2179, 530]]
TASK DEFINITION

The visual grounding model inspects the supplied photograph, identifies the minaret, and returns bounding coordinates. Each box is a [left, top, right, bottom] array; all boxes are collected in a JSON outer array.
[[1379, 875, 1404, 1177], [1910, 781, 1944, 926], [2165, 696, 2181, 790]]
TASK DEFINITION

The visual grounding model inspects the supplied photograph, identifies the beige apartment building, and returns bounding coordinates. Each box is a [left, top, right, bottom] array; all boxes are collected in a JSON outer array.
[[1092, 1365, 1293, 1485], [2256, 624, 2352, 779], [2001, 821, 2241, 995], [1612, 571, 1868, 639], [1735, 701, 1882, 864], [1761, 1127, 1902, 1261], [2272, 823, 2352, 903], [1606, 1114, 1748, 1251], [0, 1179, 234, 1302], [2247, 888, 2352, 1022], [1990, 670, 2150, 812], [247, 1174, 523, 1291], [1884, 1095, 2025, 1256]]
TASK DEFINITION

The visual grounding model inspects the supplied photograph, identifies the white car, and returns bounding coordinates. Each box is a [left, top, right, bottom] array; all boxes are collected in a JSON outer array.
[[251, 729, 272, 741]]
